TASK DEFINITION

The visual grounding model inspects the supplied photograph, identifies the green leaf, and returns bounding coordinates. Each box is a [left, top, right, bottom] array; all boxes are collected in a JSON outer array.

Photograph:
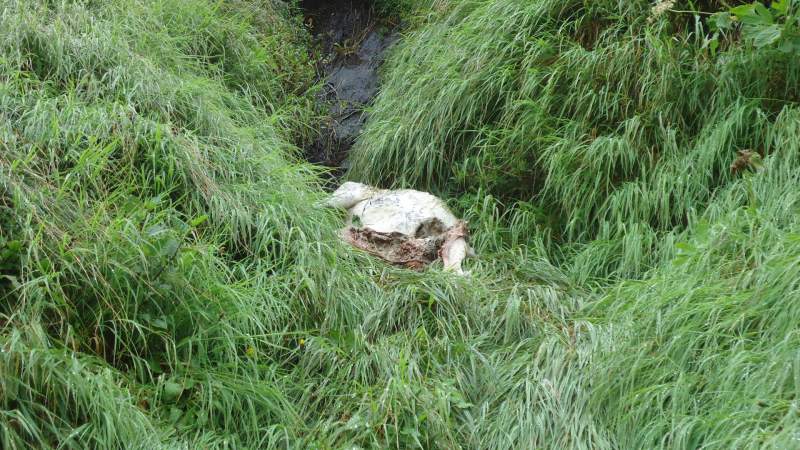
[[146, 357, 163, 374], [168, 406, 183, 424], [152, 317, 168, 329], [146, 224, 167, 237], [746, 23, 783, 47], [672, 255, 690, 266], [771, 0, 789, 15], [710, 12, 733, 32], [159, 237, 180, 258], [344, 413, 370, 430], [778, 34, 800, 52], [753, 2, 774, 23], [731, 3, 774, 25], [162, 381, 184, 402], [730, 4, 757, 18], [5, 240, 21, 252], [709, 38, 719, 55], [693, 221, 711, 244], [177, 408, 196, 428], [144, 195, 163, 210], [189, 214, 209, 227]]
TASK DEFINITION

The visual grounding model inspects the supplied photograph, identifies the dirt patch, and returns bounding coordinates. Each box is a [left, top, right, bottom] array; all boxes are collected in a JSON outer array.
[[301, 0, 398, 175]]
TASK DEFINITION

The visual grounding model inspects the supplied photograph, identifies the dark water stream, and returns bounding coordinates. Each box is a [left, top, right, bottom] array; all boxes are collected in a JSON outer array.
[[301, 0, 398, 174]]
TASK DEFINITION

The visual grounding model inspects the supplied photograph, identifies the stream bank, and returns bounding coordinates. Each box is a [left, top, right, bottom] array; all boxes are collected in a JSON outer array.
[[300, 0, 398, 175]]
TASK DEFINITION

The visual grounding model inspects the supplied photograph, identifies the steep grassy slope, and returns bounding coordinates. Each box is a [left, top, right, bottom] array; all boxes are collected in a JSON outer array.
[[0, 0, 326, 447], [0, 1, 585, 448], [349, 0, 800, 447], [350, 0, 800, 279], [1, 0, 798, 449]]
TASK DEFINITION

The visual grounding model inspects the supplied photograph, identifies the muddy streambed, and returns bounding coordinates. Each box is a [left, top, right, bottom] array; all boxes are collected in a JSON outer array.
[[301, 0, 398, 174]]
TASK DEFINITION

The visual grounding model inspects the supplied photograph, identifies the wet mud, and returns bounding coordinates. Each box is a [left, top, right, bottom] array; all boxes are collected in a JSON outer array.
[[300, 0, 398, 174]]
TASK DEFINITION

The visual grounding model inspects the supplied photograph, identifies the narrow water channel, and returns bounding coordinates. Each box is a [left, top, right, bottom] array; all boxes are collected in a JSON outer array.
[[300, 0, 398, 175]]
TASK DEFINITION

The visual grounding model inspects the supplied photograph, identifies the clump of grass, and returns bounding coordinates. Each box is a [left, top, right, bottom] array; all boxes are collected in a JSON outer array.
[[0, 0, 323, 446], [349, 0, 800, 278], [372, 0, 449, 22], [591, 108, 800, 448]]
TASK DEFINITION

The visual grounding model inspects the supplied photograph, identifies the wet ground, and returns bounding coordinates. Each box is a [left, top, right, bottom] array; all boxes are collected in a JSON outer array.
[[300, 0, 398, 175]]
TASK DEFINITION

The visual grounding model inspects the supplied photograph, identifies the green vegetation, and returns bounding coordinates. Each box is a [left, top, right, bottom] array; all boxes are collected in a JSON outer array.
[[352, 0, 800, 446], [1, 0, 798, 449]]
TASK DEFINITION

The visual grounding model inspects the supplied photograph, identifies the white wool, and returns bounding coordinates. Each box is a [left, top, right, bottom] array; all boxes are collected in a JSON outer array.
[[326, 181, 381, 210], [349, 189, 459, 235]]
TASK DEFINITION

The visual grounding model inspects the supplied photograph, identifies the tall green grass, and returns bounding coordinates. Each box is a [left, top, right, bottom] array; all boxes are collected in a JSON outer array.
[[590, 106, 800, 448], [350, 0, 800, 278], [348, 0, 800, 447], [1, 0, 799, 448], [0, 0, 325, 447], [0, 0, 589, 448]]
